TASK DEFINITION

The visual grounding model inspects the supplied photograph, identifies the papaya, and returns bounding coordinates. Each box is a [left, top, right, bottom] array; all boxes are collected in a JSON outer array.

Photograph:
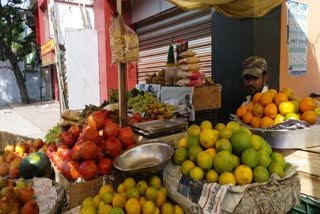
[[20, 152, 51, 179]]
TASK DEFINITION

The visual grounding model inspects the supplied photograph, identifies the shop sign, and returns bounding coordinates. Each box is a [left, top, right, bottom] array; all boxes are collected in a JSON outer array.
[[42, 52, 56, 66], [41, 39, 55, 56]]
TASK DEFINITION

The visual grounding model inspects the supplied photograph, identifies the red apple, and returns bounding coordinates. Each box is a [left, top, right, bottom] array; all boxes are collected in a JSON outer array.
[[79, 160, 98, 180], [60, 148, 71, 161], [62, 132, 75, 148], [18, 187, 35, 203], [20, 200, 39, 214], [0, 163, 9, 176], [33, 139, 44, 149], [82, 128, 100, 143], [105, 137, 122, 158], [103, 122, 120, 138], [8, 167, 19, 179], [68, 125, 80, 139], [98, 158, 113, 175], [79, 141, 98, 160], [70, 145, 81, 162], [118, 127, 135, 149], [61, 160, 80, 181], [88, 111, 105, 130]]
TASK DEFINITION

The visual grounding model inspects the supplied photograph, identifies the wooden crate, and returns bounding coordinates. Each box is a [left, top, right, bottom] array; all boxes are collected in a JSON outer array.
[[275, 147, 320, 199], [192, 84, 222, 111]]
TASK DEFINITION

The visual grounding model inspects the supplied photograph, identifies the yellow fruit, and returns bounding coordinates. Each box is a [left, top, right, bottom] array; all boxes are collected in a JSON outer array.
[[127, 188, 140, 199], [82, 197, 94, 208], [239, 126, 252, 135], [148, 176, 162, 189], [93, 195, 102, 208], [112, 193, 126, 208], [187, 124, 201, 137], [268, 162, 284, 178], [174, 148, 188, 165], [253, 166, 270, 183], [190, 166, 204, 181], [290, 100, 299, 113], [124, 178, 136, 191], [155, 191, 166, 208], [200, 120, 213, 130], [218, 127, 233, 139], [178, 137, 187, 148], [136, 180, 148, 196], [280, 87, 294, 100], [117, 183, 125, 193], [285, 112, 300, 121], [226, 121, 240, 133], [257, 150, 271, 168], [102, 191, 114, 205], [161, 202, 174, 214], [98, 201, 105, 210], [274, 114, 285, 125], [314, 107, 320, 116], [142, 200, 156, 214], [98, 204, 112, 214], [230, 131, 251, 155], [81, 206, 97, 214], [241, 148, 259, 169], [214, 123, 225, 131], [279, 101, 295, 115], [187, 135, 200, 147], [188, 145, 203, 162], [270, 152, 286, 169], [173, 205, 184, 214], [206, 169, 219, 183], [139, 197, 146, 207], [99, 184, 114, 197], [125, 198, 141, 214], [215, 138, 232, 153], [260, 138, 272, 155], [213, 151, 234, 174], [200, 129, 218, 148], [197, 151, 213, 171], [181, 160, 196, 175], [231, 154, 240, 168], [218, 172, 236, 185], [158, 187, 167, 198], [155, 207, 160, 214], [145, 187, 158, 202], [234, 165, 253, 185], [205, 148, 216, 159], [249, 135, 262, 150], [109, 207, 125, 214]]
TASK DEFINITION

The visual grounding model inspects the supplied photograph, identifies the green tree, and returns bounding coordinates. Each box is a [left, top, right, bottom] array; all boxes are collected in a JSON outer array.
[[0, 0, 36, 104]]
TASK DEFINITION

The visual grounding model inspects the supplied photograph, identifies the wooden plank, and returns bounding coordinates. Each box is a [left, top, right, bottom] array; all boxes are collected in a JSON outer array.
[[299, 171, 320, 199], [285, 150, 320, 177], [302, 146, 320, 154]]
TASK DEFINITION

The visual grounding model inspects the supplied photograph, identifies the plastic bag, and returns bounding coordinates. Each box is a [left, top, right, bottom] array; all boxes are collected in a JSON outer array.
[[180, 63, 201, 71], [176, 70, 205, 80], [178, 56, 200, 64], [179, 50, 196, 58], [176, 78, 205, 87], [109, 16, 125, 63], [124, 25, 139, 62]]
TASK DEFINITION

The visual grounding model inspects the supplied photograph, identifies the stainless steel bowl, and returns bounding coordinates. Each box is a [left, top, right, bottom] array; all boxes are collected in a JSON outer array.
[[113, 141, 174, 174]]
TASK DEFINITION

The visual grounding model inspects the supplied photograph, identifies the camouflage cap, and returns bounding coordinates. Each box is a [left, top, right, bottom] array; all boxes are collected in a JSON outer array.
[[242, 56, 267, 77]]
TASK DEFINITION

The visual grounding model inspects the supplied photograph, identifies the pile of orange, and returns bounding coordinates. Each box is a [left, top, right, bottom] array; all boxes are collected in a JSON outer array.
[[236, 88, 318, 128]]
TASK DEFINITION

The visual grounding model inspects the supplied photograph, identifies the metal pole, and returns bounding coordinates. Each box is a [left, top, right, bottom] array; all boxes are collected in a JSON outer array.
[[117, 0, 128, 127]]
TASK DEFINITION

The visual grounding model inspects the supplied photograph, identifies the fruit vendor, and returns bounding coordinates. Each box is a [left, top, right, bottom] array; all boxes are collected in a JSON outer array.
[[242, 56, 269, 105]]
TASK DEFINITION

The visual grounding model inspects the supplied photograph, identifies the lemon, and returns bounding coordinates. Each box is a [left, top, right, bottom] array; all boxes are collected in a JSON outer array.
[[139, 197, 146, 207], [205, 148, 216, 159], [270, 152, 286, 169], [161, 202, 174, 214], [260, 138, 272, 155], [93, 195, 102, 208], [239, 126, 252, 135], [178, 137, 188, 148], [188, 145, 203, 162], [226, 121, 240, 133], [241, 148, 259, 169], [148, 176, 162, 189], [112, 193, 126, 208], [102, 191, 114, 205], [125, 198, 141, 214], [234, 165, 253, 185], [213, 151, 234, 174], [257, 150, 271, 168], [187, 124, 201, 136], [279, 101, 295, 115], [268, 162, 284, 178], [218, 127, 233, 139], [99, 184, 114, 197], [117, 183, 125, 193], [110, 207, 125, 214], [190, 166, 204, 181], [206, 169, 219, 183], [230, 131, 251, 155], [82, 197, 94, 208], [124, 178, 136, 191], [98, 204, 112, 214], [197, 151, 213, 171], [173, 205, 184, 214], [158, 187, 168, 198], [127, 188, 140, 199], [145, 187, 158, 202], [249, 135, 262, 150], [218, 172, 236, 185], [142, 200, 156, 214], [81, 206, 97, 214], [215, 123, 225, 131], [231, 154, 240, 168], [136, 180, 148, 196], [155, 191, 166, 208], [200, 129, 218, 148], [98, 201, 105, 210], [181, 160, 196, 175], [274, 114, 286, 125], [215, 138, 232, 153], [200, 120, 213, 130], [253, 166, 269, 183], [173, 148, 188, 165]]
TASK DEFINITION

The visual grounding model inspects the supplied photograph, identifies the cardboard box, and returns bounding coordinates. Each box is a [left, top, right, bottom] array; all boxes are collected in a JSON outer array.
[[192, 84, 222, 111]]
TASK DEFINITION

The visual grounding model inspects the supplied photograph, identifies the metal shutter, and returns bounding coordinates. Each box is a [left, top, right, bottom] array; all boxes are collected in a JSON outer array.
[[136, 8, 212, 83]]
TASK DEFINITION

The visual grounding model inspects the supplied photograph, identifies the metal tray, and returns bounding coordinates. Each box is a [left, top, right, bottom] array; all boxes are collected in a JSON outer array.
[[131, 119, 187, 138]]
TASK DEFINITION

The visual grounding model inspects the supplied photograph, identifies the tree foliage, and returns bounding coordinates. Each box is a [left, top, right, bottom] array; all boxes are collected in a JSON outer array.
[[0, 0, 36, 104]]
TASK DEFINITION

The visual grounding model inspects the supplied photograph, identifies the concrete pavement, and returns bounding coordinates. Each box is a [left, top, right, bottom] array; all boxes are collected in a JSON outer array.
[[0, 101, 61, 139]]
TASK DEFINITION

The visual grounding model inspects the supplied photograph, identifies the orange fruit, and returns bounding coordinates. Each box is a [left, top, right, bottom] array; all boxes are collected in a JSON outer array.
[[264, 103, 278, 119], [260, 92, 273, 106], [252, 93, 262, 103], [268, 89, 278, 98], [250, 117, 261, 128], [242, 112, 253, 124], [252, 103, 264, 118], [236, 105, 248, 118], [247, 102, 254, 112], [273, 93, 288, 106], [299, 97, 316, 113], [260, 116, 274, 128], [301, 110, 317, 125]]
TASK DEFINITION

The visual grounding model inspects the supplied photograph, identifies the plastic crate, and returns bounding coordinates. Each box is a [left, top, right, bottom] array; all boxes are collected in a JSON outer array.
[[289, 195, 320, 214]]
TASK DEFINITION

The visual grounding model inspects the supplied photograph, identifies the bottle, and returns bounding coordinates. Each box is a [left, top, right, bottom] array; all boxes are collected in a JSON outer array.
[[165, 44, 176, 86]]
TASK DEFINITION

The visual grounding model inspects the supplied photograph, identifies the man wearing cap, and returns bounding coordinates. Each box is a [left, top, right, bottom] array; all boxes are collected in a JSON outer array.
[[242, 56, 269, 105]]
